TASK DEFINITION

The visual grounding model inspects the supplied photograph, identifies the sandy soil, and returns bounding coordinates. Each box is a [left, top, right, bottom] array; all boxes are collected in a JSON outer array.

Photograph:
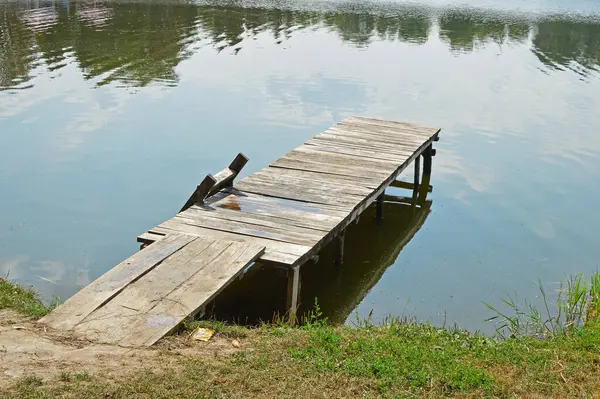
[[0, 309, 241, 388]]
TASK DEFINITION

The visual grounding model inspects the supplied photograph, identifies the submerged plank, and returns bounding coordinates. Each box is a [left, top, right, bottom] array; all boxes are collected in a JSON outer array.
[[39, 233, 196, 330]]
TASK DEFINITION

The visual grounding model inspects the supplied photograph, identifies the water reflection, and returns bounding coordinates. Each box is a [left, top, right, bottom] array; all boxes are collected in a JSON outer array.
[[207, 182, 433, 324], [533, 19, 600, 75], [1, 0, 600, 90]]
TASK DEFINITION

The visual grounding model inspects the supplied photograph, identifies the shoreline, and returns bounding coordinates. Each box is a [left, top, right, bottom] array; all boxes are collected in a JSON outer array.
[[2, 276, 600, 398]]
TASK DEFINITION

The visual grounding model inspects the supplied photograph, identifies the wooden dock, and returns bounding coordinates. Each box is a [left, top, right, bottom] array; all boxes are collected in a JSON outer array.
[[40, 116, 440, 347]]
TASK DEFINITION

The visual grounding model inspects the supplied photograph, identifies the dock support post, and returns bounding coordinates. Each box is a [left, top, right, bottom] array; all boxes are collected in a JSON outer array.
[[376, 193, 384, 220], [287, 266, 301, 324], [335, 231, 346, 266], [423, 144, 436, 177], [413, 154, 421, 202], [414, 155, 421, 189]]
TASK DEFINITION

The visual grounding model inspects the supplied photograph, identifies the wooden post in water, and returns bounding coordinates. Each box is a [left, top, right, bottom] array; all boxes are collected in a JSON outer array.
[[287, 266, 301, 324], [375, 193, 384, 220], [335, 230, 346, 266], [413, 155, 421, 200], [423, 144, 433, 177]]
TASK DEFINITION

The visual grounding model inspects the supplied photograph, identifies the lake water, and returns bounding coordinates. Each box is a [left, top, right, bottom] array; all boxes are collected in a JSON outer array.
[[1, 0, 600, 332]]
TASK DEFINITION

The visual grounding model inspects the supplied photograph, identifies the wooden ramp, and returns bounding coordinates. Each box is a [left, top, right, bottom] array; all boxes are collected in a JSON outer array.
[[40, 234, 264, 347]]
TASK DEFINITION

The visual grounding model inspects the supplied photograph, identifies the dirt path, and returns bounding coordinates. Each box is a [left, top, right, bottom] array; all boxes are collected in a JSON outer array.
[[0, 310, 240, 388]]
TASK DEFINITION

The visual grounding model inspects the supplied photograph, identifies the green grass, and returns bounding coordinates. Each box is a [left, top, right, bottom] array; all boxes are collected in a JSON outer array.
[[3, 276, 600, 398], [0, 276, 53, 317], [5, 321, 600, 398]]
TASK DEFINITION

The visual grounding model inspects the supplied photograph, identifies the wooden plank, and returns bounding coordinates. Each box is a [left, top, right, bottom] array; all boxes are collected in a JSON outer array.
[[295, 144, 402, 167], [241, 171, 373, 197], [314, 132, 423, 153], [172, 213, 323, 247], [270, 157, 392, 180], [152, 221, 310, 265], [185, 204, 335, 233], [180, 175, 216, 212], [335, 122, 434, 140], [137, 231, 166, 245], [390, 180, 432, 193], [121, 241, 265, 347], [304, 140, 407, 163], [344, 116, 440, 135], [326, 126, 427, 148], [235, 179, 363, 208], [209, 188, 350, 218], [281, 149, 400, 172], [306, 137, 417, 157], [180, 153, 249, 212], [39, 233, 196, 330], [253, 166, 381, 189], [333, 122, 432, 141], [74, 239, 264, 346]]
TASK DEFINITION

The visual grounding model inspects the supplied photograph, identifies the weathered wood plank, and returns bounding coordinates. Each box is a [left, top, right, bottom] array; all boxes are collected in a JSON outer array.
[[338, 120, 440, 142], [332, 122, 432, 140], [252, 166, 381, 189], [326, 126, 427, 149], [294, 145, 401, 167], [121, 241, 265, 347], [270, 157, 391, 180], [303, 140, 406, 163], [180, 153, 249, 212], [335, 121, 434, 140], [344, 116, 440, 135], [153, 221, 311, 264], [74, 239, 264, 347], [281, 149, 400, 172], [172, 213, 324, 247], [241, 171, 374, 197], [137, 231, 166, 245], [314, 132, 422, 154], [39, 233, 196, 331], [184, 205, 334, 233], [306, 137, 417, 157], [235, 179, 363, 208], [210, 188, 350, 217], [390, 180, 432, 193]]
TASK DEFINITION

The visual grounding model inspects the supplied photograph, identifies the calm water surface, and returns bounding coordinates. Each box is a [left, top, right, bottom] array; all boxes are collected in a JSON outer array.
[[1, 0, 600, 331]]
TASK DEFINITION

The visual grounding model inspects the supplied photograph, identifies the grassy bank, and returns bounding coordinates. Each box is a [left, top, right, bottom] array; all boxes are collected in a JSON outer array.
[[0, 276, 54, 317], [2, 277, 600, 398]]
